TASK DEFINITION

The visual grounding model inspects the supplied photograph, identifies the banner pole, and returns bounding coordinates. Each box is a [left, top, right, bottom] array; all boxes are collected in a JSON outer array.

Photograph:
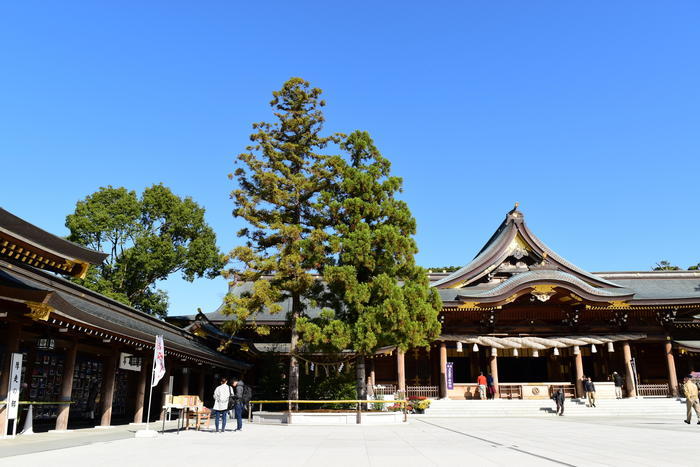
[[145, 356, 157, 431]]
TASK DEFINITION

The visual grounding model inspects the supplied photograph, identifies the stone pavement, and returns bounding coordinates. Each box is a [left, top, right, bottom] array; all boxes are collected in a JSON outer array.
[[0, 416, 698, 466]]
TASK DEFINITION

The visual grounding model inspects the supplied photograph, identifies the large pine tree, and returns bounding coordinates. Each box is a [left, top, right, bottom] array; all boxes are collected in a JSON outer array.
[[225, 78, 340, 401], [300, 130, 442, 399]]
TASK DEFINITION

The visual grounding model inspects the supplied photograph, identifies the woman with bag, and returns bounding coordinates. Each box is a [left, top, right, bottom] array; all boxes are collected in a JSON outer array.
[[212, 377, 230, 432]]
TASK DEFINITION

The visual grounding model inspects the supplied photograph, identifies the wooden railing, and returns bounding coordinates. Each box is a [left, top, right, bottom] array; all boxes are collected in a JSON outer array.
[[373, 385, 397, 396], [637, 384, 670, 397], [549, 384, 576, 399], [407, 386, 439, 398], [498, 385, 522, 399]]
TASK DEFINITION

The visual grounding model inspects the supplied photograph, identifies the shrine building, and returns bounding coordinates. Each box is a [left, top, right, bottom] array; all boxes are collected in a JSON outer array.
[[206, 206, 700, 400]]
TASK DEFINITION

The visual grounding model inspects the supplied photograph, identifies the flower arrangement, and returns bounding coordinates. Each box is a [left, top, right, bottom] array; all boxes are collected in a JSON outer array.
[[406, 396, 431, 413]]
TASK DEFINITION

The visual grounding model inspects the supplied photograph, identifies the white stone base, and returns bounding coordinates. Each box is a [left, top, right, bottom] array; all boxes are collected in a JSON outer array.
[[253, 411, 405, 425], [134, 429, 159, 438], [48, 429, 72, 433], [94, 425, 116, 429]]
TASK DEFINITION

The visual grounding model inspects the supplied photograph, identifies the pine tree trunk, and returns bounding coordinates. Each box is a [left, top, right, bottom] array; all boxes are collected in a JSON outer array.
[[288, 294, 301, 410], [356, 354, 367, 410]]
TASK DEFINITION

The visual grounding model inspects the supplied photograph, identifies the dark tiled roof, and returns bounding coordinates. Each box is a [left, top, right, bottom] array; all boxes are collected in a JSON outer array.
[[0, 207, 107, 265], [0, 261, 250, 370]]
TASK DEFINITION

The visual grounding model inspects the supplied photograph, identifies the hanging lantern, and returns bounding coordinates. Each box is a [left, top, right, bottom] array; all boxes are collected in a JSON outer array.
[[513, 348, 518, 357], [532, 349, 539, 358], [573, 345, 580, 355], [456, 341, 463, 352], [491, 347, 497, 357], [607, 342, 615, 352], [472, 343, 479, 352], [591, 344, 597, 354], [553, 347, 560, 356]]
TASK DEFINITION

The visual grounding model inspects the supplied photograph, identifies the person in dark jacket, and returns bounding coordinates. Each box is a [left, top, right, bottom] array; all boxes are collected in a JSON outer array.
[[584, 377, 596, 407], [486, 373, 495, 400], [231, 379, 245, 431], [551, 389, 565, 416], [612, 372, 624, 399]]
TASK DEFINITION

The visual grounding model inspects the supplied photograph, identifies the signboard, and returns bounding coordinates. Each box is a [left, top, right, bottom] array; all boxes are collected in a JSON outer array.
[[446, 361, 454, 390], [119, 352, 142, 372], [7, 353, 23, 420]]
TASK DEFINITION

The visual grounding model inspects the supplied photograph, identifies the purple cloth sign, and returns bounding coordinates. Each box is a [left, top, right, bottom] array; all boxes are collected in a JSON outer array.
[[446, 362, 454, 390]]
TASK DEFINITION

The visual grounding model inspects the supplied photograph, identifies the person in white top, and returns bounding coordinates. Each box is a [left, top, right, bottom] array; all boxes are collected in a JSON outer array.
[[212, 377, 231, 432]]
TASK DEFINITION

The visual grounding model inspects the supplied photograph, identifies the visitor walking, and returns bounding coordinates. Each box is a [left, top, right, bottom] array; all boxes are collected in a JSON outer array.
[[486, 373, 495, 400], [212, 377, 230, 432], [682, 375, 700, 425], [584, 377, 596, 407], [612, 371, 624, 399], [231, 378, 245, 431], [551, 388, 565, 416], [477, 372, 487, 400]]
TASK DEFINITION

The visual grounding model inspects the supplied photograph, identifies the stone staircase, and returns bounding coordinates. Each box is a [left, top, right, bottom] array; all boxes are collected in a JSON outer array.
[[423, 397, 686, 418]]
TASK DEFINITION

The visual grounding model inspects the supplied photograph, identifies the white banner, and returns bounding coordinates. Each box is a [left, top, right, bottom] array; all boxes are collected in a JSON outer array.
[[7, 353, 23, 420], [151, 335, 166, 387]]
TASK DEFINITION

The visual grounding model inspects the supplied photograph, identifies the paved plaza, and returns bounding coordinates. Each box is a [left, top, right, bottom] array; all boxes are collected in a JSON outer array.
[[1, 415, 698, 466]]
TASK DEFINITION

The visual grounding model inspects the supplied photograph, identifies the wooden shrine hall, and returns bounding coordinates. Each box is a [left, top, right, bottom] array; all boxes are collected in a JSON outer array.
[[0, 208, 249, 434]]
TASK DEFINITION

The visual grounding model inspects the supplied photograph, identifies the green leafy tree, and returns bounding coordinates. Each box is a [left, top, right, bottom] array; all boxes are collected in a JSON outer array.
[[653, 260, 681, 271], [688, 263, 699, 270], [224, 78, 341, 401], [298, 130, 442, 400], [66, 184, 224, 318]]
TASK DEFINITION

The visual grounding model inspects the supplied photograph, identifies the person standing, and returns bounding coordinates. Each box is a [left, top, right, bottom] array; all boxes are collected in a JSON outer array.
[[584, 376, 596, 407], [551, 388, 565, 416], [682, 375, 700, 425], [612, 372, 624, 399], [212, 377, 230, 432], [231, 379, 245, 431], [476, 372, 487, 400], [486, 373, 495, 400]]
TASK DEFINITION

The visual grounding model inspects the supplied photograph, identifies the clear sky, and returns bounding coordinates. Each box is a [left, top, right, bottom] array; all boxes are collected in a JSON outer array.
[[2, 1, 699, 317]]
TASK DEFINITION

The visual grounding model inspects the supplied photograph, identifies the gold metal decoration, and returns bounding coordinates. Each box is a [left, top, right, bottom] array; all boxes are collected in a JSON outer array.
[[25, 301, 54, 321], [530, 284, 557, 302]]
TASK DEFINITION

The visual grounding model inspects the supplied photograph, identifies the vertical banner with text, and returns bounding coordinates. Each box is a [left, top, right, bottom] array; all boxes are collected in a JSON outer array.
[[7, 353, 23, 420], [446, 361, 454, 390]]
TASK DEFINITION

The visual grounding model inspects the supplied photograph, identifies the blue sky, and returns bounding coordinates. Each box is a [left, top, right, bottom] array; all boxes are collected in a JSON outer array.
[[2, 1, 699, 317]]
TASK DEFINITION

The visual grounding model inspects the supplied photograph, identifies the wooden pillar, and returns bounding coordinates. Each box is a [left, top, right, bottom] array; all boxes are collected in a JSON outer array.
[[133, 356, 150, 424], [369, 358, 376, 387], [574, 351, 584, 398], [198, 370, 205, 402], [665, 339, 679, 397], [159, 363, 171, 421], [623, 342, 636, 397], [99, 351, 119, 427], [0, 323, 21, 436], [180, 367, 189, 395], [489, 350, 499, 398], [396, 350, 406, 393], [439, 342, 447, 399], [55, 340, 78, 431]]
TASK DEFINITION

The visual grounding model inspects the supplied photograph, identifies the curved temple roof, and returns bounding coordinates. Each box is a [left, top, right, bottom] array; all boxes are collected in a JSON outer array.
[[431, 205, 620, 289]]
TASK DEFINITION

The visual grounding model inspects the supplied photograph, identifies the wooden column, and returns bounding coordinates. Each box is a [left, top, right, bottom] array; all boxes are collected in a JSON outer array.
[[396, 350, 406, 393], [489, 350, 499, 398], [159, 363, 171, 421], [180, 367, 189, 395], [55, 340, 78, 431], [439, 342, 447, 399], [133, 356, 150, 424], [0, 323, 21, 436], [198, 370, 205, 402], [369, 358, 376, 387], [623, 342, 636, 397], [574, 351, 584, 398], [99, 351, 119, 427], [665, 340, 679, 397]]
